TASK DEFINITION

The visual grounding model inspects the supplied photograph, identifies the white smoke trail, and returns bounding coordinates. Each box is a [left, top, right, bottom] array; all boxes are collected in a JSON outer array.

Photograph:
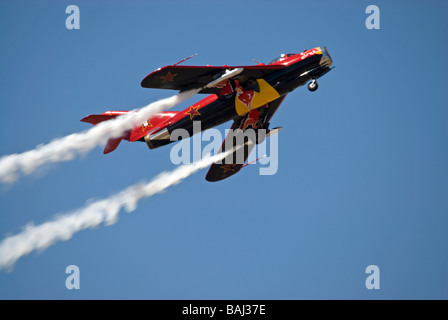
[[0, 151, 228, 271], [0, 89, 199, 184]]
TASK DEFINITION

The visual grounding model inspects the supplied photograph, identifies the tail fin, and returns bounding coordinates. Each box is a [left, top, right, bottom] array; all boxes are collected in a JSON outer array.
[[81, 110, 182, 154]]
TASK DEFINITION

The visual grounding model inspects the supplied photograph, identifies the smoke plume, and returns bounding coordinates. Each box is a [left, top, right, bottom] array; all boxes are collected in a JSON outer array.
[[0, 89, 199, 184], [0, 151, 227, 271]]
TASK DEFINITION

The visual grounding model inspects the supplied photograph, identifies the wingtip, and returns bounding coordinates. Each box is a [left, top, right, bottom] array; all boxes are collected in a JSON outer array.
[[80, 116, 91, 123]]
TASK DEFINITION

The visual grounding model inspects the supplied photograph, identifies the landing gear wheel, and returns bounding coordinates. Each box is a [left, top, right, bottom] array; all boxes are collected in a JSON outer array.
[[308, 80, 318, 92]]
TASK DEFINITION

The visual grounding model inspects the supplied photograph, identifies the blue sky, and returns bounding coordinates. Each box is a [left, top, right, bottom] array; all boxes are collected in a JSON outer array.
[[0, 0, 447, 299]]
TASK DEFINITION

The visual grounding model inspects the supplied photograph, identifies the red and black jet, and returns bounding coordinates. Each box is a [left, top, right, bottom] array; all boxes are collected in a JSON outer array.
[[81, 47, 334, 181]]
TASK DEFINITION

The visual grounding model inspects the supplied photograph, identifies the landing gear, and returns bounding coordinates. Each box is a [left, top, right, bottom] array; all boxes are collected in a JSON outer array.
[[308, 79, 318, 92]]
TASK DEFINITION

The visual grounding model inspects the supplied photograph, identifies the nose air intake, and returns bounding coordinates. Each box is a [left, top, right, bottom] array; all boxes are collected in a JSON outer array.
[[320, 46, 333, 67]]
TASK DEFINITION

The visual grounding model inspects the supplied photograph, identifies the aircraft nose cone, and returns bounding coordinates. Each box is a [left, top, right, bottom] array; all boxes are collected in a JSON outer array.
[[320, 46, 333, 67]]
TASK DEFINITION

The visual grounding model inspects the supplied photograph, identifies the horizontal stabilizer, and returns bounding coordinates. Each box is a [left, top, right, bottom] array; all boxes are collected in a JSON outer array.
[[80, 111, 128, 125]]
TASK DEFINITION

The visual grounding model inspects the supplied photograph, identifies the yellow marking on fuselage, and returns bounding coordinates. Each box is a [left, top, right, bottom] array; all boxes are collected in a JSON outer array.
[[234, 79, 280, 116]]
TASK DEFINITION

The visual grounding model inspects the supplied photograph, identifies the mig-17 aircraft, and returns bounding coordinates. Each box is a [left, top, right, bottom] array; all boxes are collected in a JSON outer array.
[[82, 47, 333, 181]]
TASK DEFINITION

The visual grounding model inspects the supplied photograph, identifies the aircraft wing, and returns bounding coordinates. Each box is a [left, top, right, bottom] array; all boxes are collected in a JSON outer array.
[[205, 120, 255, 182], [205, 95, 287, 182], [141, 64, 284, 94]]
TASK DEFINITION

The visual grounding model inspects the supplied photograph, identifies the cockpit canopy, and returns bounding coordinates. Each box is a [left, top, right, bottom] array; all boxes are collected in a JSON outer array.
[[269, 53, 296, 64]]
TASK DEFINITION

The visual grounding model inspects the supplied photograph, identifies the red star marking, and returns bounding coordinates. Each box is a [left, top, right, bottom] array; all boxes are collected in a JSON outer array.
[[185, 105, 201, 120], [160, 71, 177, 83], [220, 164, 237, 174], [141, 118, 153, 132]]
